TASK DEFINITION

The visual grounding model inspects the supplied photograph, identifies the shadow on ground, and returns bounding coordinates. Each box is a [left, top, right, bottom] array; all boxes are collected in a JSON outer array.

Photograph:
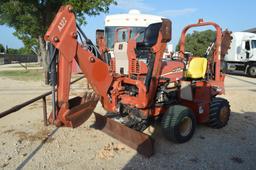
[[225, 71, 253, 78], [122, 111, 256, 170], [13, 111, 256, 170], [16, 128, 59, 170]]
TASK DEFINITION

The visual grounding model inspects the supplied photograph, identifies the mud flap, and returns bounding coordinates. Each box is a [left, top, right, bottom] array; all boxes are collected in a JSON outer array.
[[93, 112, 154, 157]]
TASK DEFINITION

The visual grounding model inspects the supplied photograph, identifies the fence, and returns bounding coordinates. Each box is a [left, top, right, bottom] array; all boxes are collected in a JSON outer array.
[[0, 76, 84, 126], [0, 54, 38, 65]]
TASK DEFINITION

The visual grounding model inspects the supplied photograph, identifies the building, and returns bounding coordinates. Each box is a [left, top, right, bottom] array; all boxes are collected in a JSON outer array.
[[244, 28, 256, 33]]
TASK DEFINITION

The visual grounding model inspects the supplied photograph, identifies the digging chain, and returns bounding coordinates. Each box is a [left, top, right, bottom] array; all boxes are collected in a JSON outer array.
[[221, 29, 233, 58]]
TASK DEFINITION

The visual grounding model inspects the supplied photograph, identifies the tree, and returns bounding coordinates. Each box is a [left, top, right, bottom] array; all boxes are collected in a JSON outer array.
[[1, 44, 33, 55], [176, 30, 216, 56], [6, 47, 33, 55], [0, 43, 4, 53], [0, 0, 116, 80], [6, 48, 19, 55]]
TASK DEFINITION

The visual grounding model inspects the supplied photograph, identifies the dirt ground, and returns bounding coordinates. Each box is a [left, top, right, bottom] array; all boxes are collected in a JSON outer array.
[[0, 73, 255, 170]]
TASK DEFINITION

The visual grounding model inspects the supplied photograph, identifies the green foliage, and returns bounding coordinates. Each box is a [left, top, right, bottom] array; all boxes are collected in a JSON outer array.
[[0, 0, 116, 51], [19, 47, 34, 55], [66, 0, 117, 25], [0, 43, 4, 53], [6, 47, 33, 55], [176, 30, 216, 56], [13, 31, 38, 54], [6, 48, 19, 55]]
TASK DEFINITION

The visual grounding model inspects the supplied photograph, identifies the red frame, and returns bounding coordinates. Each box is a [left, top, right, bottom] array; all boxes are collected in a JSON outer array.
[[179, 19, 225, 84], [178, 19, 226, 123]]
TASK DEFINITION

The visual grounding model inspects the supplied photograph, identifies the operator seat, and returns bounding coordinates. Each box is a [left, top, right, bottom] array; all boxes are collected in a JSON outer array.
[[135, 22, 162, 60], [185, 57, 207, 79], [136, 22, 162, 49]]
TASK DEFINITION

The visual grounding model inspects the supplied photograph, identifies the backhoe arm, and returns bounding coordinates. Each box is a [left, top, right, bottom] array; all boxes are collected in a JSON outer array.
[[44, 5, 113, 127]]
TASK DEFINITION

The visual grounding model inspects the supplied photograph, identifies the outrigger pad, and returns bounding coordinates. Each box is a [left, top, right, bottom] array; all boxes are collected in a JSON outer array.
[[93, 112, 154, 157], [65, 92, 99, 128]]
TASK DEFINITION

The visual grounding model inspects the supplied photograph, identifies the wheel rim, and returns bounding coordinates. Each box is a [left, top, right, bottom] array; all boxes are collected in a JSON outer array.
[[219, 106, 230, 124], [250, 67, 256, 76], [179, 116, 192, 137]]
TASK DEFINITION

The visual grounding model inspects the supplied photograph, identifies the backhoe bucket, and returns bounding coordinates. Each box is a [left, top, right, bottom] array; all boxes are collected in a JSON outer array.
[[65, 92, 99, 128], [93, 112, 154, 157], [50, 92, 99, 128]]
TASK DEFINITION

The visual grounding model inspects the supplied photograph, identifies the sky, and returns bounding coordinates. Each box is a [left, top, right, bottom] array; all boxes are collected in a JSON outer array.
[[0, 0, 255, 49]]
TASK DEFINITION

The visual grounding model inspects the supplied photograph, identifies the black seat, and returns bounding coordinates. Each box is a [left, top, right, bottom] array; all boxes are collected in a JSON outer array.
[[136, 22, 162, 48]]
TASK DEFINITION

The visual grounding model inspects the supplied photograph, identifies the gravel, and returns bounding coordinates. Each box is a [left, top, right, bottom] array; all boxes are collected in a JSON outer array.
[[0, 74, 255, 170]]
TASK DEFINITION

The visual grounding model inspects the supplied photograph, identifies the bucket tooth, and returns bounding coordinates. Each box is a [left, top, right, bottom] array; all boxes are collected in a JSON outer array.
[[93, 112, 154, 157]]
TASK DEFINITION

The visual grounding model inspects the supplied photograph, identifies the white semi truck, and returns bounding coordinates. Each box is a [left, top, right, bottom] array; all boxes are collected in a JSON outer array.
[[224, 32, 256, 77]]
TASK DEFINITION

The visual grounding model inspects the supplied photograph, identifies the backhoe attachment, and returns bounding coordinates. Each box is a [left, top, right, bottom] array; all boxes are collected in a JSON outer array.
[[44, 5, 112, 128]]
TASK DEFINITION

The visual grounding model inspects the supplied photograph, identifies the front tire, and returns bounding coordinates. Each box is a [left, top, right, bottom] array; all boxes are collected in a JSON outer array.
[[208, 97, 230, 128], [248, 65, 256, 78], [161, 105, 196, 143]]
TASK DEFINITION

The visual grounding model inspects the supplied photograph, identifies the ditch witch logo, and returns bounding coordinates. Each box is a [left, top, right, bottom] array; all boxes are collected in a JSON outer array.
[[161, 67, 183, 76]]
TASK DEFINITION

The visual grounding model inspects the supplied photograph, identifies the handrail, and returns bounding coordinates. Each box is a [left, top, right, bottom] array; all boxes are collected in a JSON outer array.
[[0, 76, 84, 125]]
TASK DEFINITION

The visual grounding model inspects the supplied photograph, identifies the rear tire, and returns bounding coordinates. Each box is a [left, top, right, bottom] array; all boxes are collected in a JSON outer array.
[[248, 65, 256, 78], [161, 105, 196, 143], [208, 97, 230, 128]]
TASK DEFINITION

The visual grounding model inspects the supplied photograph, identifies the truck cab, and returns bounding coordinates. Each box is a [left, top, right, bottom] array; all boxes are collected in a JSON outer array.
[[224, 32, 256, 77], [104, 10, 173, 57], [240, 38, 256, 61]]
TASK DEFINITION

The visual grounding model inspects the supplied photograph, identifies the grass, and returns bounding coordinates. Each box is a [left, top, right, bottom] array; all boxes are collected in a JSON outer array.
[[8, 63, 41, 68], [0, 69, 43, 81]]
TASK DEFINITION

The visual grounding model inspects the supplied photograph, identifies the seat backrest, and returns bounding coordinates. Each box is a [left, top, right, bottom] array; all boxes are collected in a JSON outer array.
[[136, 19, 172, 48], [187, 57, 207, 79], [144, 23, 162, 46], [137, 22, 162, 48]]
